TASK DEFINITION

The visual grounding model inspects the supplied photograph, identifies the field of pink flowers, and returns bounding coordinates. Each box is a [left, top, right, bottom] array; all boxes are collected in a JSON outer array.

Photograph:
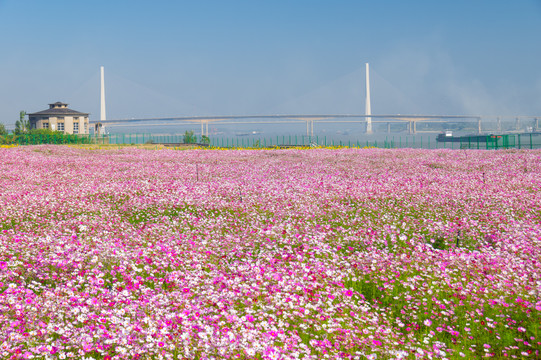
[[0, 146, 540, 360]]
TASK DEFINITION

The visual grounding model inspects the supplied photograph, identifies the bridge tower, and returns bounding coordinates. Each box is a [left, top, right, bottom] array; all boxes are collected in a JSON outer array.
[[365, 63, 372, 134], [95, 66, 107, 136], [100, 66, 106, 122]]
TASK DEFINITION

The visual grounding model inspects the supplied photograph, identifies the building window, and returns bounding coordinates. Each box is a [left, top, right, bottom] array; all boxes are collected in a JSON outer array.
[[57, 122, 65, 132], [43, 122, 49, 129], [73, 122, 79, 134], [58, 117, 64, 121], [84, 122, 88, 133]]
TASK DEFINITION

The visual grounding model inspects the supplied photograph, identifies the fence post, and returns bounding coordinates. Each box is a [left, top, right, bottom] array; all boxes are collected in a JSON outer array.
[[531, 133, 533, 149]]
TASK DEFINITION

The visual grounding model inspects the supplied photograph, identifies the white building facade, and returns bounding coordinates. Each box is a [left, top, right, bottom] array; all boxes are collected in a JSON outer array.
[[28, 102, 90, 135]]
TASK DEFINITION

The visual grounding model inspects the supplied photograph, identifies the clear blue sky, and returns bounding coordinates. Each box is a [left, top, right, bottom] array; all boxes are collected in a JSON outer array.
[[1, 0, 540, 126]]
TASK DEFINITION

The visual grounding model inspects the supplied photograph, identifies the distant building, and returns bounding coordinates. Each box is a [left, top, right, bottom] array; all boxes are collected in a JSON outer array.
[[28, 102, 90, 134]]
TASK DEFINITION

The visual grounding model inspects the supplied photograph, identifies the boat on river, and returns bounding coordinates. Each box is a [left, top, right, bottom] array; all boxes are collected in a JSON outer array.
[[436, 131, 502, 143]]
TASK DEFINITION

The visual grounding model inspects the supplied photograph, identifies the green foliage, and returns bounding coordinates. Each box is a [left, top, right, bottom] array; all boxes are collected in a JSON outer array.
[[184, 130, 197, 144], [431, 235, 447, 250], [0, 123, 7, 136], [0, 130, 92, 145], [28, 129, 62, 136], [14, 111, 29, 135], [200, 135, 210, 144]]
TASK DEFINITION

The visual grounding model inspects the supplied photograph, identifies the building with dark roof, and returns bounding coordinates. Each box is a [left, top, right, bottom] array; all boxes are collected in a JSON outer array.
[[28, 102, 90, 134]]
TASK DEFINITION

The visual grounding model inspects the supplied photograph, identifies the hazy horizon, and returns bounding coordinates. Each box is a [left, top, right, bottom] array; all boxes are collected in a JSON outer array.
[[1, 0, 541, 128]]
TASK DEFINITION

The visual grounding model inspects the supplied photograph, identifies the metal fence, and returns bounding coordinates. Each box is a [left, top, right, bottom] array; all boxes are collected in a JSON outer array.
[[209, 133, 541, 150], [2, 133, 541, 149], [0, 133, 193, 146]]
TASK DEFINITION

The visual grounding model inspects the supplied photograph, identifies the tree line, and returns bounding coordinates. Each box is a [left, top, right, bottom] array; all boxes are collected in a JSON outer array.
[[0, 111, 31, 136]]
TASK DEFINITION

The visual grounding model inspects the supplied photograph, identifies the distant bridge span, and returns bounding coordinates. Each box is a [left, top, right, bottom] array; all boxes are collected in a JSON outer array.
[[92, 114, 489, 136]]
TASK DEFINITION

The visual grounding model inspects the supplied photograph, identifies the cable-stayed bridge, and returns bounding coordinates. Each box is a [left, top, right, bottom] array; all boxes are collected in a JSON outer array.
[[92, 66, 539, 137]]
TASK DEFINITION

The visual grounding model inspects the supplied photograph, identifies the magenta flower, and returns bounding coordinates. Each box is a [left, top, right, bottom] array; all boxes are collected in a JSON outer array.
[[0, 147, 539, 358]]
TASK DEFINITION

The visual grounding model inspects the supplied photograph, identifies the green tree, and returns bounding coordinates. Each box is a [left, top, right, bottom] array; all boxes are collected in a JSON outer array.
[[0, 123, 7, 136], [15, 111, 29, 135], [184, 130, 197, 144], [200, 135, 210, 144]]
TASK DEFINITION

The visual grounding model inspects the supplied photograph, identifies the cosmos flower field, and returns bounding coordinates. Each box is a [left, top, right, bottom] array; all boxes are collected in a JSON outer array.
[[0, 146, 540, 360]]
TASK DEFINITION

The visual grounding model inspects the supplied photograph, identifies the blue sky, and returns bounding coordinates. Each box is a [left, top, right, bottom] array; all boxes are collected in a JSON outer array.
[[1, 0, 540, 126]]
